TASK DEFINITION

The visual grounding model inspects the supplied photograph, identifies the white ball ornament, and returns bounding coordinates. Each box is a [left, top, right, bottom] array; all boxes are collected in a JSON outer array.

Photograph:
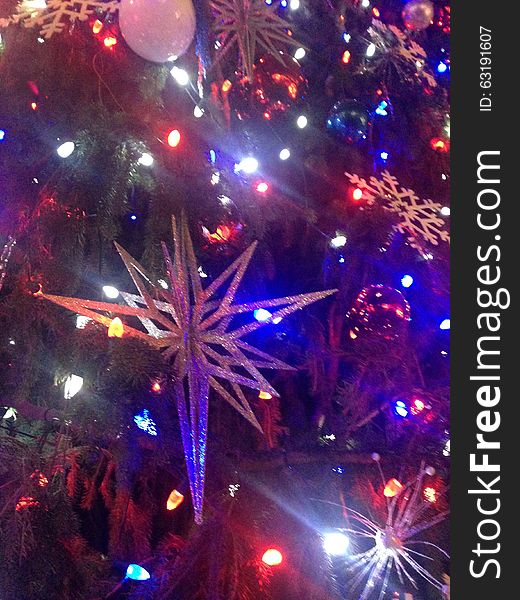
[[119, 0, 196, 63]]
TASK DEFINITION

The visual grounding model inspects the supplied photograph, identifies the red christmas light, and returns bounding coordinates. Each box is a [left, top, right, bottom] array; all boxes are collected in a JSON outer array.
[[16, 496, 40, 511], [262, 548, 283, 566], [167, 129, 181, 148], [103, 36, 117, 48], [255, 182, 269, 193], [430, 138, 449, 153], [352, 187, 363, 201], [384, 478, 403, 498], [30, 470, 49, 487]]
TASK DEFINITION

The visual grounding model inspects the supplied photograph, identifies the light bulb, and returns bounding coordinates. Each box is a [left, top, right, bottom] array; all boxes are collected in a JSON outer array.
[[235, 157, 258, 174], [297, 115, 308, 128], [102, 285, 119, 299], [138, 152, 154, 166], [323, 532, 350, 556], [330, 234, 347, 249], [170, 66, 189, 86], [56, 141, 75, 158], [64, 374, 84, 399]]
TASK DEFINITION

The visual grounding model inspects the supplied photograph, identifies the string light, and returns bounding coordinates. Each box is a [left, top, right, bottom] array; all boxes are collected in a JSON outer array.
[[352, 187, 363, 201], [279, 148, 291, 160], [440, 206, 450, 216], [384, 478, 404, 498], [294, 47, 306, 60], [222, 79, 232, 93], [440, 318, 450, 330], [193, 106, 204, 118], [380, 151, 388, 161], [330, 234, 347, 249], [394, 400, 409, 418], [92, 19, 103, 34], [259, 391, 273, 400], [125, 564, 151, 581], [342, 50, 351, 64], [361, 0, 370, 7], [108, 317, 124, 338], [103, 36, 117, 48], [170, 66, 189, 86], [56, 141, 75, 158], [262, 548, 283, 566], [64, 374, 84, 399], [167, 129, 181, 148], [343, 32, 351, 43], [289, 0, 300, 9], [0, 129, 6, 141], [296, 115, 308, 128], [151, 382, 161, 392], [255, 182, 269, 193], [375, 100, 388, 116], [401, 274, 414, 288], [323, 532, 350, 556], [166, 489, 184, 510], [102, 285, 119, 299], [423, 486, 438, 503], [76, 315, 91, 328], [235, 157, 258, 174], [437, 61, 448, 73], [366, 43, 376, 57], [137, 152, 154, 166], [254, 308, 273, 322]]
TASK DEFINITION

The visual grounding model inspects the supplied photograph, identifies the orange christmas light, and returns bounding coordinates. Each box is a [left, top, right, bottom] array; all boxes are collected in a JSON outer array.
[[30, 470, 49, 487], [258, 390, 273, 400], [92, 19, 103, 34], [342, 50, 351, 64], [151, 381, 161, 393], [423, 486, 438, 503], [167, 129, 181, 148], [16, 496, 40, 511], [384, 478, 403, 498], [103, 36, 117, 48], [166, 489, 185, 511], [222, 79, 232, 93], [108, 317, 124, 338]]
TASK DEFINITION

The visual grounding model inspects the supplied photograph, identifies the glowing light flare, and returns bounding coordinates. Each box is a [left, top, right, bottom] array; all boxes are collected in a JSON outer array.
[[167, 129, 181, 148], [323, 531, 350, 556], [262, 548, 283, 566], [383, 478, 404, 498], [108, 317, 124, 338], [166, 489, 185, 511], [125, 564, 151, 581]]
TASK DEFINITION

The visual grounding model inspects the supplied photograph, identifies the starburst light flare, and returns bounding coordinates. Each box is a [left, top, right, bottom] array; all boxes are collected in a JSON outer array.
[[345, 461, 449, 600], [43, 216, 336, 523]]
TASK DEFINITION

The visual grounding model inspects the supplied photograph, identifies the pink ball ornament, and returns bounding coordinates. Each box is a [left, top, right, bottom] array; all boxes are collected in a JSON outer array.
[[402, 0, 434, 32]]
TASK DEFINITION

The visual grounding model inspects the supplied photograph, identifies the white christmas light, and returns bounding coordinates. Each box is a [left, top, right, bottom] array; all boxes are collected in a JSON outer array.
[[193, 105, 204, 118], [366, 43, 376, 57], [361, 0, 370, 7], [170, 66, 190, 86], [440, 206, 450, 216], [102, 285, 120, 299], [56, 141, 75, 158], [235, 157, 259, 174], [294, 47, 306, 60], [290, 0, 300, 9], [330, 234, 347, 248], [323, 532, 350, 556], [198, 266, 208, 278], [158, 279, 169, 289], [279, 148, 291, 160], [1, 407, 17, 420], [64, 374, 84, 399], [297, 115, 308, 128], [138, 152, 154, 167]]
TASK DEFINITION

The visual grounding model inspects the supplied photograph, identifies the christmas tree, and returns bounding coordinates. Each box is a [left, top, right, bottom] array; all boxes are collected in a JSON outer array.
[[0, 1, 450, 598]]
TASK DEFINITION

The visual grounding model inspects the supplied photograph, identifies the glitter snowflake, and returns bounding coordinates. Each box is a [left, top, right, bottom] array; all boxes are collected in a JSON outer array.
[[211, 0, 300, 79], [1, 0, 118, 39], [363, 20, 437, 89], [345, 170, 449, 251]]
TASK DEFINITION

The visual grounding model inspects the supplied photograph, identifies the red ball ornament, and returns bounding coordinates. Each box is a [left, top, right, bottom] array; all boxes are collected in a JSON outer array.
[[348, 285, 411, 341], [229, 53, 308, 121]]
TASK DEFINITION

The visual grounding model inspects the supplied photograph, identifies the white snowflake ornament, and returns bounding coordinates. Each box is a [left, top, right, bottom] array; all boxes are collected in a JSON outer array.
[[345, 170, 450, 251]]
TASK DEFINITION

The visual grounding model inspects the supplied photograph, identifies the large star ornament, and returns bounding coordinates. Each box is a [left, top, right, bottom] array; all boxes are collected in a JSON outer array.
[[44, 217, 335, 522]]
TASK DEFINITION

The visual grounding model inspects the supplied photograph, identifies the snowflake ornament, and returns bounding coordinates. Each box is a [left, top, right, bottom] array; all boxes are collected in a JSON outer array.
[[1, 0, 118, 39], [345, 170, 449, 251], [363, 20, 437, 89], [211, 0, 300, 79]]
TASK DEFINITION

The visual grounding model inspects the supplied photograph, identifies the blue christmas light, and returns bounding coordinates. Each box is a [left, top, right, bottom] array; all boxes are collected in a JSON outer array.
[[209, 149, 217, 164], [343, 32, 351, 43], [134, 409, 158, 436], [125, 564, 151, 581], [437, 62, 448, 73], [394, 400, 409, 418], [375, 101, 388, 116], [254, 308, 273, 322], [265, 0, 273, 4], [380, 151, 389, 161], [280, 0, 288, 7], [440, 318, 450, 330], [130, 214, 137, 221], [0, 129, 6, 141], [401, 274, 414, 288]]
